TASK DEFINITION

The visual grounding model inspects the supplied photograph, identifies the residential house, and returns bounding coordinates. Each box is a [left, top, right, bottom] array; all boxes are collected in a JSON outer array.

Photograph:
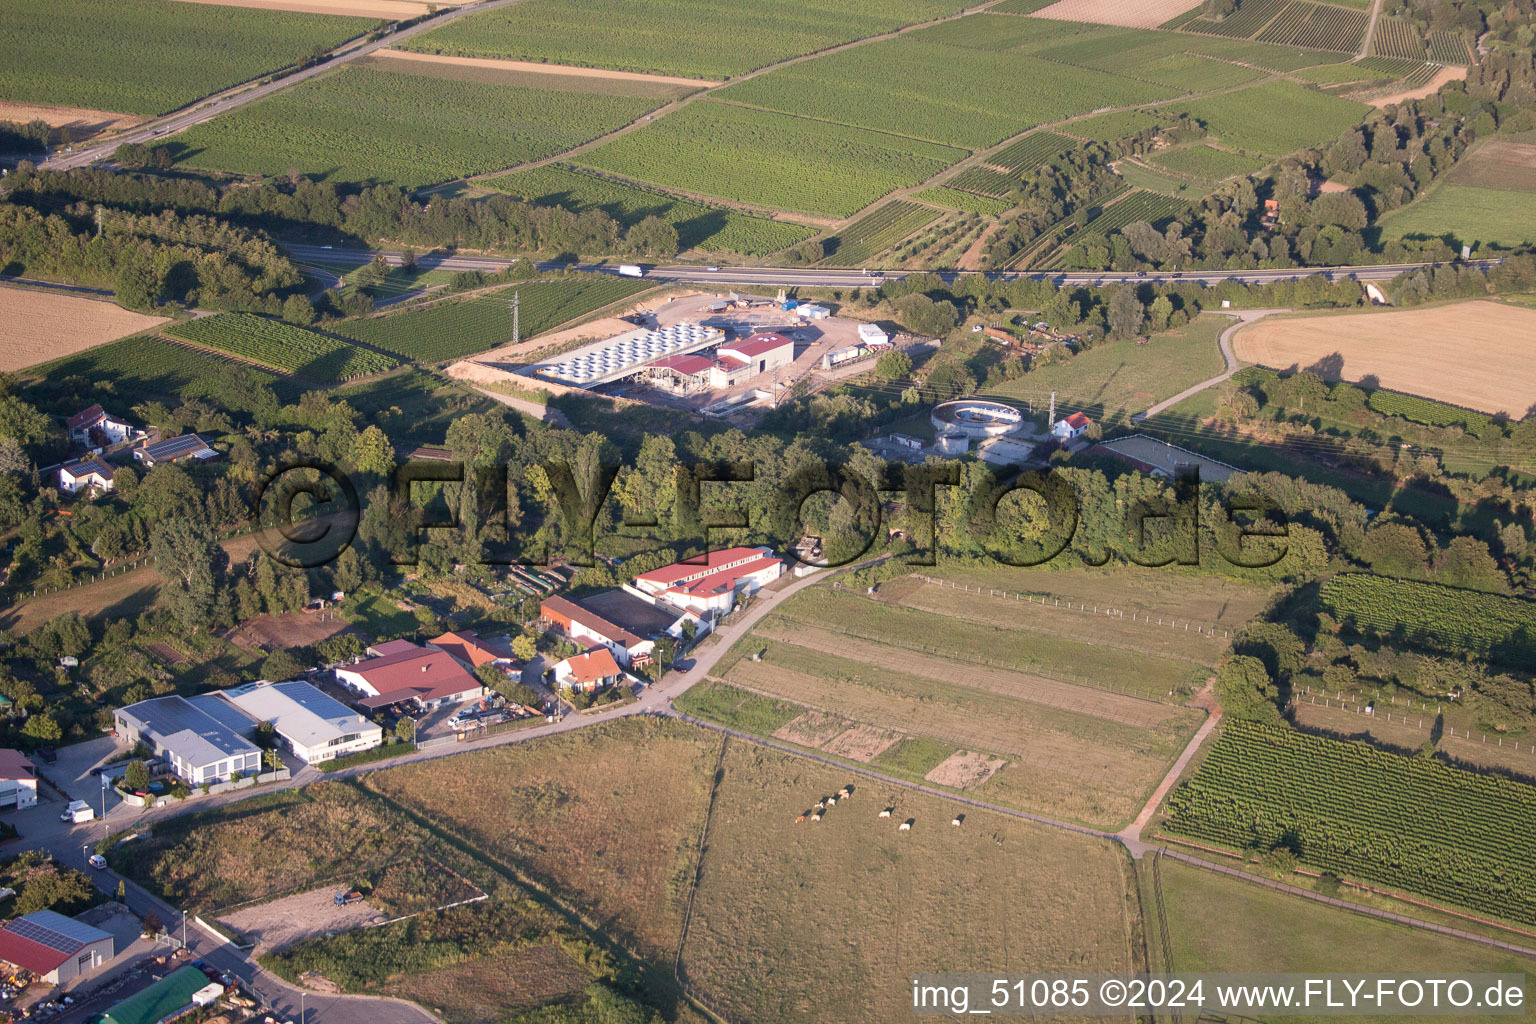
[[427, 630, 511, 671], [540, 595, 655, 668], [630, 546, 783, 615], [552, 648, 622, 694], [113, 696, 263, 786], [225, 680, 382, 764], [334, 643, 483, 712], [1051, 411, 1091, 441], [0, 749, 38, 809], [0, 911, 114, 984], [133, 433, 217, 467], [66, 405, 135, 447], [57, 458, 115, 496]]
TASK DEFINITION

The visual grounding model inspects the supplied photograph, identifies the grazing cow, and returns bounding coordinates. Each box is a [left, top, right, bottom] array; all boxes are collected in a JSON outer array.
[[827, 796, 837, 806], [878, 807, 892, 818], [898, 819, 913, 832], [796, 814, 806, 823], [811, 812, 823, 822], [952, 815, 964, 826]]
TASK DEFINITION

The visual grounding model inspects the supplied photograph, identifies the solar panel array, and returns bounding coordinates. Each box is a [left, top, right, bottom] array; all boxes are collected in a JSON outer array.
[[537, 323, 723, 387], [6, 915, 95, 952]]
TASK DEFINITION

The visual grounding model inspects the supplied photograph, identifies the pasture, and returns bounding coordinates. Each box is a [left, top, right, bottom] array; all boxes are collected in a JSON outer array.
[[173, 64, 664, 188], [0, 0, 372, 115], [1377, 183, 1536, 249], [1446, 139, 1536, 193], [397, 0, 973, 80], [1231, 301, 1536, 416], [680, 740, 1137, 1024], [0, 288, 168, 372], [482, 164, 815, 256], [575, 101, 965, 219]]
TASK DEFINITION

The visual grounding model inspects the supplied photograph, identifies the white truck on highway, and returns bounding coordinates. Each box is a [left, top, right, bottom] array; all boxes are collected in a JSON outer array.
[[617, 264, 645, 278], [60, 800, 95, 823]]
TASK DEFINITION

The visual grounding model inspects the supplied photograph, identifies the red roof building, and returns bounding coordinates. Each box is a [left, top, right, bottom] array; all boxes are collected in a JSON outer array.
[[1052, 411, 1091, 440], [553, 648, 622, 694], [540, 596, 653, 667], [335, 644, 483, 710], [428, 630, 508, 670], [0, 910, 115, 983], [631, 547, 783, 614]]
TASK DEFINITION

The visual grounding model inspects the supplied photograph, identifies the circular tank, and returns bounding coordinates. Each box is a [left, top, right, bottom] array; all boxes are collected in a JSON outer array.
[[930, 399, 1024, 440]]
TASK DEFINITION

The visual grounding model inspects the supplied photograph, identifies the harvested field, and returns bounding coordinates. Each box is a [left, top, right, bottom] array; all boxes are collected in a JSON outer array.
[[219, 887, 384, 956], [172, 0, 463, 16], [0, 100, 142, 136], [1447, 138, 1536, 192], [925, 749, 1007, 789], [377, 946, 591, 1024], [1232, 300, 1536, 416], [228, 610, 352, 652], [772, 710, 848, 748], [143, 641, 188, 666], [820, 724, 901, 762], [2, 288, 168, 372], [1290, 700, 1536, 780], [681, 741, 1136, 1024], [374, 48, 718, 89], [1030, 0, 1202, 27]]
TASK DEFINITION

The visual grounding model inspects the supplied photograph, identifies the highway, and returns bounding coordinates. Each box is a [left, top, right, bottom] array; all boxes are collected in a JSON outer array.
[[282, 243, 1502, 289]]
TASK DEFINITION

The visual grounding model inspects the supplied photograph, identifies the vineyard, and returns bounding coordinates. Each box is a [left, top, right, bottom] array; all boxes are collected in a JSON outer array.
[[0, 0, 372, 115], [1063, 109, 1171, 142], [1146, 144, 1267, 182], [1428, 31, 1471, 64], [988, 131, 1077, 175], [948, 165, 1016, 200], [482, 164, 814, 256], [575, 101, 965, 219], [1030, 32, 1266, 90], [166, 314, 397, 383], [912, 186, 1011, 215], [1171, 80, 1371, 155], [1364, 389, 1493, 432], [174, 65, 664, 189], [819, 202, 943, 267], [1255, 1, 1368, 53], [1320, 574, 1536, 669], [1370, 17, 1428, 59], [1075, 190, 1188, 238], [1182, 0, 1287, 38], [710, 36, 1176, 150], [334, 277, 650, 363], [29, 334, 302, 405], [1165, 720, 1536, 923]]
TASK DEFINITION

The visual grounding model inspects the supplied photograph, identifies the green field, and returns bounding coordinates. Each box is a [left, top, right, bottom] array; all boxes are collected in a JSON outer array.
[[0, 0, 372, 115], [1063, 108, 1175, 142], [481, 164, 814, 256], [819, 201, 943, 266], [1170, 79, 1371, 155], [575, 101, 965, 218], [911, 186, 1011, 215], [24, 333, 302, 405], [711, 35, 1179, 150], [1146, 143, 1269, 181], [398, 0, 972, 80], [333, 277, 650, 362], [1166, 720, 1536, 924], [174, 65, 664, 188], [984, 313, 1227, 423], [1377, 183, 1536, 249], [165, 313, 397, 383], [1113, 162, 1214, 198], [1319, 574, 1536, 669]]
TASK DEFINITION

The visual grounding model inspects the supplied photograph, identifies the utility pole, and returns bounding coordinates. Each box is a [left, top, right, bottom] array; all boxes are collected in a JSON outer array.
[[94, 205, 103, 237], [1048, 391, 1056, 424], [181, 909, 187, 949], [511, 291, 520, 345]]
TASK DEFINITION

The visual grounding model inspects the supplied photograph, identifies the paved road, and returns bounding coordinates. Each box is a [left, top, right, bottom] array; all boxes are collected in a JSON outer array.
[[38, 0, 530, 173], [1131, 308, 1284, 422], [282, 243, 1502, 290]]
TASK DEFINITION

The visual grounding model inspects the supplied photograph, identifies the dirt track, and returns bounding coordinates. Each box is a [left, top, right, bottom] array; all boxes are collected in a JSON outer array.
[[1367, 65, 1467, 107], [219, 888, 385, 956]]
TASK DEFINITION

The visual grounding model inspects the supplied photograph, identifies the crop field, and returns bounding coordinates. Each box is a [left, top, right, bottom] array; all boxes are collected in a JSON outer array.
[[1378, 182, 1536, 249], [1170, 79, 1370, 154], [333, 277, 650, 362], [165, 312, 397, 382], [1444, 139, 1536, 193], [1063, 108, 1173, 142], [481, 164, 814, 255], [1232, 301, 1536, 415], [819, 202, 942, 267], [0, 288, 168, 372], [711, 36, 1178, 150], [986, 312, 1226, 422], [1154, 856, 1536, 1014], [1370, 16, 1428, 59], [575, 101, 965, 219], [174, 65, 664, 188], [1146, 143, 1268, 181], [680, 740, 1137, 1024], [911, 186, 1011, 214], [25, 333, 301, 405], [988, 130, 1078, 173], [0, 0, 372, 115], [1320, 574, 1536, 669], [397, 0, 973, 80], [1165, 720, 1536, 923], [362, 717, 720, 962], [1255, 1, 1368, 53], [948, 164, 1017, 199]]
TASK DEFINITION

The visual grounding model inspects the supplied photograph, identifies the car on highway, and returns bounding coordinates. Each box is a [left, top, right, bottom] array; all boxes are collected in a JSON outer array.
[[707, 266, 720, 272], [88, 854, 107, 869]]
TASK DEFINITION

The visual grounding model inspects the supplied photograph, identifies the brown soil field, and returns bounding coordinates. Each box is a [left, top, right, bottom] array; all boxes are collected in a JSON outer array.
[[374, 49, 719, 89], [772, 710, 848, 748], [1030, 0, 1198, 27], [757, 621, 1181, 728], [229, 610, 352, 652], [1448, 138, 1536, 192], [820, 724, 900, 762], [219, 887, 385, 955], [1291, 700, 1536, 780], [1367, 65, 1468, 108], [0, 101, 142, 138], [144, 641, 188, 666], [681, 741, 1136, 1024], [170, 0, 463, 18], [925, 749, 1006, 789], [379, 945, 590, 1024], [1, 287, 169, 372], [1232, 300, 1536, 416]]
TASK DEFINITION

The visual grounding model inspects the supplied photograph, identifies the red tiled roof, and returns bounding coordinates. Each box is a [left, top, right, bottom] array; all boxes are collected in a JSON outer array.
[[721, 333, 793, 359], [346, 648, 481, 706], [663, 555, 781, 599], [428, 630, 503, 668], [1065, 412, 1090, 429], [66, 404, 105, 431], [540, 596, 645, 649], [633, 547, 773, 587], [715, 355, 748, 370], [0, 748, 34, 781], [562, 648, 620, 686]]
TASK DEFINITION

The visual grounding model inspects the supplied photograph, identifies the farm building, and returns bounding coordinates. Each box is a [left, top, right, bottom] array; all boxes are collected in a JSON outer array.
[[539, 595, 655, 667], [630, 546, 783, 615], [552, 648, 623, 694], [1090, 434, 1241, 483], [113, 696, 263, 786], [335, 643, 483, 711], [0, 749, 38, 809], [530, 322, 724, 388], [132, 433, 217, 466], [857, 323, 891, 348], [427, 630, 511, 670], [224, 680, 382, 765], [1052, 411, 1091, 440], [0, 911, 114, 985], [98, 966, 210, 1024], [57, 459, 115, 496], [567, 588, 698, 643], [66, 404, 136, 447]]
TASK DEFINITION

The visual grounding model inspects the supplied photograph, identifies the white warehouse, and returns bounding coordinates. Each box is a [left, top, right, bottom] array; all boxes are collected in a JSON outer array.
[[226, 680, 382, 764]]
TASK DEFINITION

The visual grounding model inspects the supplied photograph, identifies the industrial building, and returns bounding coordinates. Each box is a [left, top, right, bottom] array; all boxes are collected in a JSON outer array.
[[641, 332, 796, 394], [529, 322, 724, 388], [113, 696, 263, 786], [857, 323, 891, 348], [336, 643, 484, 711], [631, 547, 783, 615], [225, 680, 382, 765], [0, 911, 115, 984]]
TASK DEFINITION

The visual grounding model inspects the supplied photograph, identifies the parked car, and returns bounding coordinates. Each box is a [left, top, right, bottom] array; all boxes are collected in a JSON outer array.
[[88, 854, 107, 869]]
